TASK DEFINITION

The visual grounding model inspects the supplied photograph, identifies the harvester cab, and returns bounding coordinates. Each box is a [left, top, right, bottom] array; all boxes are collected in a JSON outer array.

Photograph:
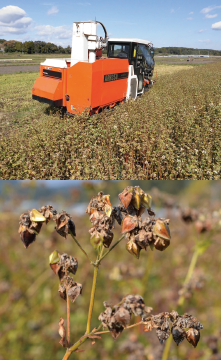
[[32, 21, 154, 115]]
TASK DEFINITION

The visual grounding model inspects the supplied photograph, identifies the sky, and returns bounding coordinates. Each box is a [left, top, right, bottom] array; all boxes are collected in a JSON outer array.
[[0, 1, 221, 50]]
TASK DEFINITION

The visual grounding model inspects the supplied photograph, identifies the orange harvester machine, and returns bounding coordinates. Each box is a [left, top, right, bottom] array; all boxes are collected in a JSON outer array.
[[32, 21, 130, 115]]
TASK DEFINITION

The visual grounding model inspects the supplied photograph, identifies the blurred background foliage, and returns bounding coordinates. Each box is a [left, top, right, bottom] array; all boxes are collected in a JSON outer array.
[[0, 180, 221, 360]]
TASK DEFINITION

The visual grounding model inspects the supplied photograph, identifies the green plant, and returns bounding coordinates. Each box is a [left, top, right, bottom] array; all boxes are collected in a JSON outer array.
[[18, 186, 204, 359]]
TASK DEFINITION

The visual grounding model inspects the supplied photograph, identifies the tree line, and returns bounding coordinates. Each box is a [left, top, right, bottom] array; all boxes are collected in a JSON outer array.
[[155, 46, 221, 56], [1, 39, 221, 56], [0, 39, 71, 54]]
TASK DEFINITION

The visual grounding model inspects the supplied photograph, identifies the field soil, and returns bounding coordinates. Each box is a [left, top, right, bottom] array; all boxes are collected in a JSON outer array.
[[0, 65, 40, 74]]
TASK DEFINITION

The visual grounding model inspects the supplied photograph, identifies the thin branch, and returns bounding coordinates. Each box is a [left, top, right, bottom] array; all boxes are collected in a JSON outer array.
[[86, 260, 99, 334], [67, 292, 70, 346], [69, 230, 94, 264], [98, 234, 125, 263], [94, 321, 144, 335], [62, 324, 103, 360]]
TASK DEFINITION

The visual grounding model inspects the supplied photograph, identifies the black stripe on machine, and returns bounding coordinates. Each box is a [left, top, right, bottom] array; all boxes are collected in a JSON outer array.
[[32, 94, 63, 107], [43, 69, 62, 79], [104, 72, 128, 82]]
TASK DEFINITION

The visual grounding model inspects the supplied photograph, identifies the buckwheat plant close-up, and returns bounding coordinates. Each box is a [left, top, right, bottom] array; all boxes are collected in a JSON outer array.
[[18, 186, 204, 360]]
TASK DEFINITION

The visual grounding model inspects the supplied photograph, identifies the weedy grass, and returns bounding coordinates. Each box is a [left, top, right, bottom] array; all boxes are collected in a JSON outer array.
[[0, 61, 221, 179]]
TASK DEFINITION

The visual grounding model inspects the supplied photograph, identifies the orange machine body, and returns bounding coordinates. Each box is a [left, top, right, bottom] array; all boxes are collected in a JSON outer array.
[[32, 58, 129, 115]]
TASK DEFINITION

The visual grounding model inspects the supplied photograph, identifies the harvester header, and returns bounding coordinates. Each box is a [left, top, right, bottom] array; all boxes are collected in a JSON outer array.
[[32, 20, 155, 115]]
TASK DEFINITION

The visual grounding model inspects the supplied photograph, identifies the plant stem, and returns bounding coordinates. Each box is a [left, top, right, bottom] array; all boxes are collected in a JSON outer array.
[[67, 292, 70, 346], [86, 262, 99, 334], [95, 321, 144, 335], [62, 323, 103, 360], [98, 234, 125, 263], [177, 249, 199, 307], [69, 231, 94, 264], [161, 247, 200, 360]]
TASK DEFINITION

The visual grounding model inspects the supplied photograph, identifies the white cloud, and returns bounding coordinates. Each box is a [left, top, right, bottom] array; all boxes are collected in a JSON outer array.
[[0, 5, 32, 35], [200, 5, 221, 14], [170, 9, 175, 13], [198, 29, 207, 33], [189, 11, 194, 14], [212, 21, 221, 29], [205, 13, 218, 18], [35, 24, 72, 39], [47, 6, 59, 15], [187, 17, 193, 20], [0, 5, 26, 23], [198, 39, 211, 43]]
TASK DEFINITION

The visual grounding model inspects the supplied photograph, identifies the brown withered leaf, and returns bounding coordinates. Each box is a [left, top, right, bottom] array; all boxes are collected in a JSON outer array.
[[58, 317, 68, 348]]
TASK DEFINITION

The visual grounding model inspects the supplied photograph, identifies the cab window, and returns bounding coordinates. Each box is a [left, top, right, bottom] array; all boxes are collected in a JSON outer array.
[[108, 43, 130, 59]]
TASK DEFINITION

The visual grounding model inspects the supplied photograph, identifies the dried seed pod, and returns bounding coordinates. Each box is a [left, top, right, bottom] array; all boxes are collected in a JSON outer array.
[[19, 211, 44, 248], [135, 229, 150, 250], [153, 220, 171, 251], [172, 326, 186, 346], [121, 215, 138, 234], [154, 236, 170, 251], [124, 295, 146, 317], [39, 205, 56, 224], [99, 305, 131, 340], [126, 238, 141, 259], [58, 284, 67, 300], [153, 220, 171, 241], [59, 253, 78, 275], [55, 211, 76, 238], [186, 328, 200, 348], [19, 225, 36, 248], [114, 307, 131, 328], [29, 209, 46, 223], [156, 326, 170, 344], [67, 282, 82, 303], [170, 310, 179, 321], [101, 229, 114, 248], [112, 206, 124, 225], [118, 188, 133, 209]]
